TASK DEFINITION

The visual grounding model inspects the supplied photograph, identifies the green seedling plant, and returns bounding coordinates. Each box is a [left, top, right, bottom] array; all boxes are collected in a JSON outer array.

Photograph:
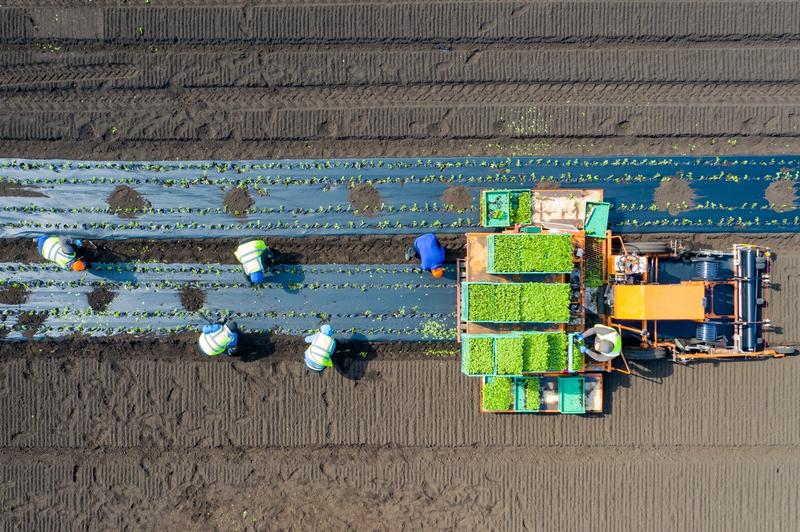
[[482, 377, 513, 411], [495, 336, 523, 375], [465, 337, 493, 374], [521, 332, 569, 372], [525, 378, 541, 411]]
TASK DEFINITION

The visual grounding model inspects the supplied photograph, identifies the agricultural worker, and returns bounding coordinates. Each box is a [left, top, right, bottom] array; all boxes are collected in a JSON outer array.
[[35, 235, 87, 271], [198, 318, 239, 357], [576, 324, 621, 362], [405, 233, 445, 278], [234, 238, 273, 285], [304, 324, 336, 373]]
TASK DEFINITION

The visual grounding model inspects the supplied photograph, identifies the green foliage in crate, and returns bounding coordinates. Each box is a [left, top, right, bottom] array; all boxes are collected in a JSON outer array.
[[467, 284, 494, 321], [495, 336, 524, 375], [522, 332, 569, 371], [466, 337, 494, 375], [510, 191, 532, 224], [521, 283, 571, 322], [491, 234, 573, 273], [483, 377, 514, 411], [493, 284, 521, 321], [525, 378, 541, 411]]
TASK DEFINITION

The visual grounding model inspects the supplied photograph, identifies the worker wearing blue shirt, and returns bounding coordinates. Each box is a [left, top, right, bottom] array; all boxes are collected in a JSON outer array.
[[405, 233, 445, 278]]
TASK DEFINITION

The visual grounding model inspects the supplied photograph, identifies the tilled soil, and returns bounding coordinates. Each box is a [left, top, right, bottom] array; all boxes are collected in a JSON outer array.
[[106, 185, 151, 219], [3, 1, 800, 530], [86, 285, 115, 312]]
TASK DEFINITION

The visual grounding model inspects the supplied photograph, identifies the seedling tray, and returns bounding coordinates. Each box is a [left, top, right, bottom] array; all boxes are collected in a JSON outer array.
[[482, 191, 511, 227], [460, 334, 497, 376], [486, 233, 575, 274], [513, 377, 541, 413], [461, 282, 570, 323]]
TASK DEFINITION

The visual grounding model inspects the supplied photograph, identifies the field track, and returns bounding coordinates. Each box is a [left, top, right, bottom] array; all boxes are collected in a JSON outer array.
[[2, 1, 800, 530]]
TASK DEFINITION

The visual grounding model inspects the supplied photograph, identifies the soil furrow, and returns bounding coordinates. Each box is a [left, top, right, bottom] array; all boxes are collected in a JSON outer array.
[[1, 445, 797, 531], [1, 355, 799, 449], [3, 3, 800, 44]]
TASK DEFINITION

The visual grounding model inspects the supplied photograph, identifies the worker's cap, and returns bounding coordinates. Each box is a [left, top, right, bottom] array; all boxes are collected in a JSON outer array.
[[431, 267, 445, 278], [225, 321, 238, 333], [320, 324, 333, 336], [596, 340, 614, 354], [250, 271, 265, 284], [71, 260, 87, 272]]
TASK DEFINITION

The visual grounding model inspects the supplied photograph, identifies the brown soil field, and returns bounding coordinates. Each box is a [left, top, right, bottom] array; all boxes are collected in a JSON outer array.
[[3, 2, 800, 530]]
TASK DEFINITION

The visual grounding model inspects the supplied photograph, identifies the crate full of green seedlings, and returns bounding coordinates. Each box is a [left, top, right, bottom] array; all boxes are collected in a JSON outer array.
[[487, 233, 574, 274], [461, 335, 495, 376], [481, 376, 514, 412], [463, 282, 571, 323], [513, 377, 541, 412], [480, 189, 532, 227]]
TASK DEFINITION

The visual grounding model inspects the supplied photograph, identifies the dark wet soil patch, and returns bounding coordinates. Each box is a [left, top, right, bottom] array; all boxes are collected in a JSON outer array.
[[180, 286, 206, 312], [0, 235, 466, 265], [765, 180, 797, 213], [441, 185, 472, 211], [653, 177, 697, 216], [107, 185, 151, 219], [224, 186, 254, 218], [0, 284, 28, 305], [87, 285, 115, 312], [348, 183, 383, 216], [0, 182, 48, 197], [14, 311, 47, 338]]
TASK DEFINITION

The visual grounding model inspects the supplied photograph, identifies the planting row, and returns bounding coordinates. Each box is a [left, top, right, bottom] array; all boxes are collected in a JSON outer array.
[[0, 262, 456, 341], [462, 332, 583, 376], [4, 156, 800, 176], [464, 282, 572, 323], [1, 156, 798, 238], [488, 234, 575, 274]]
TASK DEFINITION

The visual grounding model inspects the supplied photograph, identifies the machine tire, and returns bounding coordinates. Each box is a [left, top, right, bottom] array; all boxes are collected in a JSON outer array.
[[624, 347, 668, 360], [622, 242, 670, 254], [773, 346, 797, 355]]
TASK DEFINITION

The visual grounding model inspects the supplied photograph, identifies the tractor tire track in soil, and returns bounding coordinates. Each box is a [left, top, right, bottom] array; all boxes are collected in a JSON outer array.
[[2, 446, 799, 531], [2, 355, 800, 449]]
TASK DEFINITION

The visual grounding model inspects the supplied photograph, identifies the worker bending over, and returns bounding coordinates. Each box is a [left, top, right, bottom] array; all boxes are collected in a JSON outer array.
[[577, 325, 621, 362], [405, 233, 445, 278], [234, 239, 273, 285], [304, 324, 336, 373], [36, 235, 87, 271], [198, 318, 239, 357]]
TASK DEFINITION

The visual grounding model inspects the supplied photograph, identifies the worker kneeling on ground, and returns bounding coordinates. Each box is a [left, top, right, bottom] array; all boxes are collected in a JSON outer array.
[[304, 324, 336, 373], [35, 235, 87, 271], [234, 238, 273, 285], [198, 318, 239, 357], [405, 233, 445, 278], [576, 325, 621, 362]]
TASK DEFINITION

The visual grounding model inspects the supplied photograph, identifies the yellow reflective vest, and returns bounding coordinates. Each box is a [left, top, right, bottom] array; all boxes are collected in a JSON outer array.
[[41, 236, 76, 269], [234, 240, 267, 275], [198, 325, 237, 356], [305, 333, 335, 371]]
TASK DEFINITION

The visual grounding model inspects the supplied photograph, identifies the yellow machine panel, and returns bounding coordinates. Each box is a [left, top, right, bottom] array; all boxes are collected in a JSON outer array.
[[612, 283, 705, 320]]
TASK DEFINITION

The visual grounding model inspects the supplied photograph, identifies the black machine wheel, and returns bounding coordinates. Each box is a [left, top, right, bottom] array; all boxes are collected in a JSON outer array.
[[622, 242, 670, 254], [773, 346, 797, 355], [624, 347, 668, 360]]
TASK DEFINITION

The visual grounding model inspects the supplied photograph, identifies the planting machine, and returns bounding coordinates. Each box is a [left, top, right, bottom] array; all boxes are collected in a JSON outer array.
[[457, 188, 794, 415]]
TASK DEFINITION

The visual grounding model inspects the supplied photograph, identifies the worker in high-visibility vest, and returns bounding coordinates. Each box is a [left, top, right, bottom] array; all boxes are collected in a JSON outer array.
[[405, 233, 445, 278], [36, 235, 87, 271], [198, 319, 239, 357], [577, 325, 622, 362], [234, 239, 273, 285], [304, 324, 336, 373]]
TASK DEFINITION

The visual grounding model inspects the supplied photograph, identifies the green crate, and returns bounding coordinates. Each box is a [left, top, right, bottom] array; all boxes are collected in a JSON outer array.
[[463, 282, 569, 324], [482, 191, 510, 227], [487, 234, 574, 274], [558, 377, 586, 414]]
